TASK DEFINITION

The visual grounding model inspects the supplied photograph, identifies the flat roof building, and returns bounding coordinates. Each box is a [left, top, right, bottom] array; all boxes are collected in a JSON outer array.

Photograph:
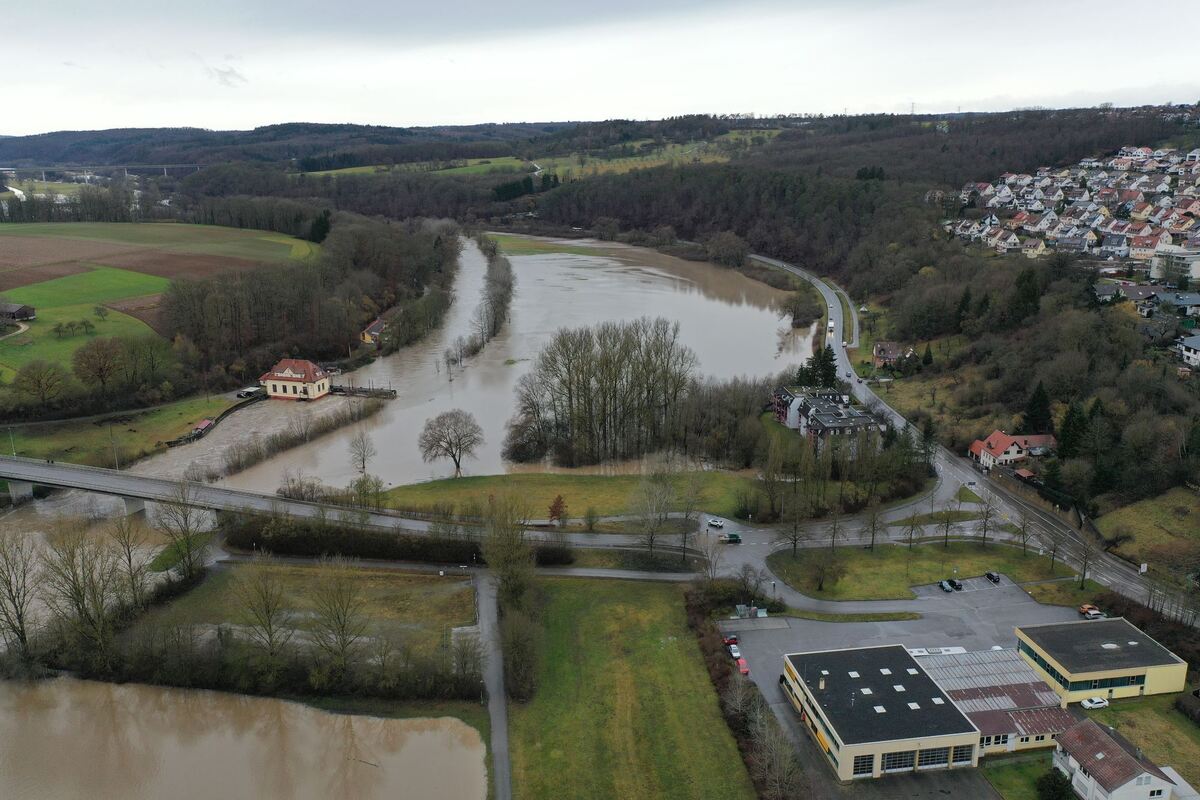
[[1016, 618, 1187, 704], [919, 649, 1078, 757], [781, 645, 979, 781]]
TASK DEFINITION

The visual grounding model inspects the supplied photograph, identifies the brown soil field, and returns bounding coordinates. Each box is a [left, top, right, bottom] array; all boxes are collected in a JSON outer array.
[[103, 251, 269, 280], [0, 262, 91, 292], [0, 236, 139, 269], [105, 294, 167, 335]]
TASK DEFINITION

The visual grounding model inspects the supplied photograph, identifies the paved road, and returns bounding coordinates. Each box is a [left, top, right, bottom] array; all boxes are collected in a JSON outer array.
[[474, 574, 512, 800]]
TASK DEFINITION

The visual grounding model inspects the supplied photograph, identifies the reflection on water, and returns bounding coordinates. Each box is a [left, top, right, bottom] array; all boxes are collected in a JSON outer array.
[[204, 238, 812, 494], [0, 678, 486, 800]]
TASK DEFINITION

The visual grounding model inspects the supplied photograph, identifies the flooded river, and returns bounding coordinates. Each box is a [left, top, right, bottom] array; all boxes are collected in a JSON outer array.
[[209, 237, 813, 492], [0, 678, 487, 800]]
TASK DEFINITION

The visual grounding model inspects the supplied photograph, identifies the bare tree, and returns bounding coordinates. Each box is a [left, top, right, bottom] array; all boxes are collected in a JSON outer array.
[[825, 502, 843, 551], [1016, 506, 1035, 556], [310, 556, 369, 675], [347, 428, 377, 475], [631, 466, 675, 558], [107, 516, 149, 609], [231, 555, 294, 663], [419, 409, 484, 477], [699, 536, 725, 584], [775, 493, 813, 558], [0, 533, 39, 662], [1078, 533, 1099, 590], [903, 516, 922, 550], [938, 501, 955, 549], [805, 549, 847, 592], [978, 491, 998, 549], [155, 482, 210, 580], [735, 563, 767, 605], [862, 498, 884, 551], [481, 492, 534, 609], [41, 522, 121, 665]]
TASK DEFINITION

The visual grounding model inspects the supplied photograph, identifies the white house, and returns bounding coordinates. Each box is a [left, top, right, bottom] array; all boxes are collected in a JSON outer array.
[[1053, 719, 1181, 800], [1177, 335, 1200, 367], [259, 358, 331, 400]]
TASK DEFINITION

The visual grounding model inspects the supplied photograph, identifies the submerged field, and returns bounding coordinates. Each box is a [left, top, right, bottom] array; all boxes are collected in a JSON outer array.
[[508, 579, 756, 800]]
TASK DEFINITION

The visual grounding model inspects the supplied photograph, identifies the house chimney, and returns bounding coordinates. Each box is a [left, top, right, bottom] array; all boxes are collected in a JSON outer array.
[[818, 676, 826, 691]]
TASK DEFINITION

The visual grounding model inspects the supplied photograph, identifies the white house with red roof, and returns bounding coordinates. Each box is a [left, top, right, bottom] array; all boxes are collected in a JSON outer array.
[[1053, 718, 1188, 800], [968, 429, 1057, 470], [260, 358, 331, 400]]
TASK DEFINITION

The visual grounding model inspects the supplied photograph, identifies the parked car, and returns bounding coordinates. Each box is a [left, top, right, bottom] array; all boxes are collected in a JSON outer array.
[[1081, 697, 1109, 710], [949, 579, 964, 591], [1078, 603, 1100, 616], [718, 533, 742, 544], [727, 644, 742, 659], [938, 580, 954, 593], [1084, 610, 1108, 620], [707, 518, 725, 529], [737, 658, 750, 676], [722, 633, 739, 646], [985, 572, 1001, 584]]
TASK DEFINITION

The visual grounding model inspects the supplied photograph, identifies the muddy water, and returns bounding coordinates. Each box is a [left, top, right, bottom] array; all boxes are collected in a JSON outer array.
[[210, 237, 813, 493], [0, 678, 487, 800]]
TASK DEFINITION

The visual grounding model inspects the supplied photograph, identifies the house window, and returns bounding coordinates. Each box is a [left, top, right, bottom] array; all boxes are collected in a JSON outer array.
[[1151, 790, 1163, 798], [852, 754, 873, 776], [1019, 737, 1030, 744], [1035, 735, 1045, 742], [291, 385, 297, 395], [995, 735, 1009, 746], [882, 751, 915, 772]]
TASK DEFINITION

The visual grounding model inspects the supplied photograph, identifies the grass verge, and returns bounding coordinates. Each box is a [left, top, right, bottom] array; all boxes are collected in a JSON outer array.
[[767, 541, 1070, 601], [981, 752, 1052, 800], [508, 578, 756, 800], [1096, 487, 1200, 566], [889, 509, 981, 527], [1023, 578, 1104, 607]]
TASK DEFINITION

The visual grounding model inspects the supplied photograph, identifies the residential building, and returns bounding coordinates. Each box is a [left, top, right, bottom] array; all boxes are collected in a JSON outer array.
[[1177, 335, 1200, 367], [781, 645, 980, 781], [968, 430, 1057, 470], [919, 649, 1077, 756], [1023, 238, 1047, 259], [872, 341, 913, 369], [772, 387, 880, 450], [259, 358, 331, 400], [1158, 292, 1200, 317], [1153, 245, 1200, 285], [360, 317, 387, 347], [1016, 619, 1188, 705], [1054, 719, 1182, 800]]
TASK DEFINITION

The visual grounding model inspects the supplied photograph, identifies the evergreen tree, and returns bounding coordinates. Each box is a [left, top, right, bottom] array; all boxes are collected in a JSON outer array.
[[956, 286, 972, 332], [817, 344, 839, 386], [1043, 459, 1062, 491], [1057, 401, 1085, 459], [1012, 267, 1042, 322], [1021, 381, 1054, 435], [922, 343, 933, 366]]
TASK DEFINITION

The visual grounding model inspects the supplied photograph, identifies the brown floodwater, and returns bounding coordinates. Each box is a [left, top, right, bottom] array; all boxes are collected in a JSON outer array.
[[0, 678, 487, 800], [213, 236, 814, 493]]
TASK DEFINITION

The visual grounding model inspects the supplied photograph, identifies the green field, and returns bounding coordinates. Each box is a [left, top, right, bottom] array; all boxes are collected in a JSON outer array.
[[0, 221, 318, 262], [767, 541, 1070, 601], [301, 156, 530, 178], [1023, 578, 1104, 607], [534, 140, 730, 179], [3, 180, 86, 199], [135, 564, 476, 655], [1096, 487, 1200, 566], [508, 579, 756, 800], [6, 394, 235, 467], [889, 509, 981, 527], [981, 753, 1052, 800], [491, 233, 598, 256], [1087, 696, 1200, 788], [0, 266, 166, 378], [384, 471, 756, 519]]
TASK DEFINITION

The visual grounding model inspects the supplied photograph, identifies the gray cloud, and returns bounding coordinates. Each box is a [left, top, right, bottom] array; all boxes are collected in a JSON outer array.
[[207, 65, 248, 88]]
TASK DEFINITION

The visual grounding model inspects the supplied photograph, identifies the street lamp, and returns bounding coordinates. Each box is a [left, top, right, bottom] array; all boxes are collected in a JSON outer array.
[[772, 580, 777, 598]]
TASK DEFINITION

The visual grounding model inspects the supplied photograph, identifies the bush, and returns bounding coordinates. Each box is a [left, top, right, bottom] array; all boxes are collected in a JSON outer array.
[[1035, 768, 1073, 800]]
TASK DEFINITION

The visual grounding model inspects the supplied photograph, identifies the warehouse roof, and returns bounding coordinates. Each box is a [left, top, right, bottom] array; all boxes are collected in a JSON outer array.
[[786, 645, 977, 746], [1017, 618, 1183, 673]]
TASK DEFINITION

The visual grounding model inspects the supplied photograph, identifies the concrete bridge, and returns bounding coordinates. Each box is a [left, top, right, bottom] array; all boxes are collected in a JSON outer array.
[[0, 455, 433, 534]]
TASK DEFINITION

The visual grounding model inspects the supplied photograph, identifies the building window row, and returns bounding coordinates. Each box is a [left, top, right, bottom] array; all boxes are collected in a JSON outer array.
[[1018, 641, 1070, 689], [1067, 674, 1144, 692], [980, 734, 1009, 748]]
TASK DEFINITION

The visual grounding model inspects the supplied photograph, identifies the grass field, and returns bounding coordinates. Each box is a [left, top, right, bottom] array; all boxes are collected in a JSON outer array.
[[1096, 487, 1200, 566], [981, 753, 1052, 800], [1024, 578, 1104, 607], [301, 156, 529, 178], [508, 579, 756, 800], [3, 180, 86, 198], [384, 471, 757, 519], [135, 564, 475, 655], [534, 140, 729, 179], [491, 233, 598, 257], [889, 509, 981, 527], [957, 485, 984, 504], [1087, 695, 1200, 788], [7, 394, 235, 467], [767, 541, 1070, 601]]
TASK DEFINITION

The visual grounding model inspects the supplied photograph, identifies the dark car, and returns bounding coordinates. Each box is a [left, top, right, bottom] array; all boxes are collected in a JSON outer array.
[[985, 572, 1001, 584], [949, 579, 964, 591], [938, 580, 954, 593]]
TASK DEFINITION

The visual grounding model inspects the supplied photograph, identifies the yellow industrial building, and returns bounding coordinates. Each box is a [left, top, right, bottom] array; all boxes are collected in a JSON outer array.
[[781, 645, 980, 781], [1016, 618, 1187, 705]]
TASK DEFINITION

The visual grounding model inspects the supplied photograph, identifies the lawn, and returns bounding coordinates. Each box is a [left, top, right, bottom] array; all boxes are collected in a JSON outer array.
[[384, 470, 756, 519], [5, 265, 168, 308], [1024, 578, 1104, 607], [1087, 695, 1200, 788], [981, 752, 1052, 800], [767, 541, 1070, 601], [4, 180, 85, 198], [490, 233, 597, 257], [6, 394, 235, 467], [889, 509, 981, 527], [300, 156, 529, 178], [135, 564, 476, 655], [957, 485, 984, 504], [1095, 487, 1200, 566], [0, 222, 315, 263], [508, 579, 756, 800]]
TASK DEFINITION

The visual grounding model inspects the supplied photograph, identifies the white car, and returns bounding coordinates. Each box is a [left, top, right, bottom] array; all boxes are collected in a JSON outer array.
[[1083, 610, 1108, 620], [727, 644, 742, 659], [707, 518, 725, 529], [1081, 697, 1109, 710]]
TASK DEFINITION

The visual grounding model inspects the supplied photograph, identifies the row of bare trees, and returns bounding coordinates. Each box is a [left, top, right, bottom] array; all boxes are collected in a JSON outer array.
[[443, 238, 515, 370]]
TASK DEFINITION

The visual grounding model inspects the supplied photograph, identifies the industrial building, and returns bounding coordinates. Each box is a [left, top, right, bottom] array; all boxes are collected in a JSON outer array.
[[781, 645, 980, 781], [1016, 618, 1188, 704]]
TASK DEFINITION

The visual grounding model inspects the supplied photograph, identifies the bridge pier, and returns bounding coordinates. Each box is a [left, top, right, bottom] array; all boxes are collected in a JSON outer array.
[[7, 479, 34, 505], [122, 496, 146, 516]]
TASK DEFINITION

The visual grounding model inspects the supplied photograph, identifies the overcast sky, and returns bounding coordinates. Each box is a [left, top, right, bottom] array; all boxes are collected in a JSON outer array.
[[3, 0, 1198, 135]]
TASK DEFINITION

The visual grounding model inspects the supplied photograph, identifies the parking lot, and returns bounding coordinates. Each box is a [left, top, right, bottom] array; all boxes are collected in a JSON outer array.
[[720, 579, 1078, 798]]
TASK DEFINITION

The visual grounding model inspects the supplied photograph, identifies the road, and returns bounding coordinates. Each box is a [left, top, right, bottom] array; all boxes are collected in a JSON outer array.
[[750, 253, 1153, 607]]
